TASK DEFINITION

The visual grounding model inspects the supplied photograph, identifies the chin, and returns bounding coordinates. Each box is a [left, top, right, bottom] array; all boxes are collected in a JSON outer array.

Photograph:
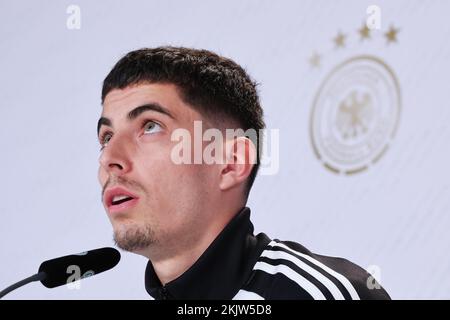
[[112, 220, 156, 253]]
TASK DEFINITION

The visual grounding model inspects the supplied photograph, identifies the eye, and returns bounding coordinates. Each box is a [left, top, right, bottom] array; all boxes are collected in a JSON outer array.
[[99, 132, 112, 151], [143, 120, 163, 135]]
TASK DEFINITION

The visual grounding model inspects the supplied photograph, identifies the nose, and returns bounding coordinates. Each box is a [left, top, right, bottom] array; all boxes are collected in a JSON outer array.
[[99, 133, 132, 176]]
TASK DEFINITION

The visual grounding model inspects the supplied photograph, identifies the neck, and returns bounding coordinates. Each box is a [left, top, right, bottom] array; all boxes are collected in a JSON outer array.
[[151, 234, 215, 285], [143, 203, 244, 285]]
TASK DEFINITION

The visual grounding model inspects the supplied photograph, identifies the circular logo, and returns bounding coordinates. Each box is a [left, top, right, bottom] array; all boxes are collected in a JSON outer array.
[[310, 55, 401, 174], [81, 270, 95, 279]]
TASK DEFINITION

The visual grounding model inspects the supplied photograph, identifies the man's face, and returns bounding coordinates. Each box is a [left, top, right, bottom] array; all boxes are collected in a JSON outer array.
[[98, 83, 218, 258]]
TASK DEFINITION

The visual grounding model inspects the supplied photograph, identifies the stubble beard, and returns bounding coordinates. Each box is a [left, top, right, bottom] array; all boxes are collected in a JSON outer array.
[[113, 221, 157, 253]]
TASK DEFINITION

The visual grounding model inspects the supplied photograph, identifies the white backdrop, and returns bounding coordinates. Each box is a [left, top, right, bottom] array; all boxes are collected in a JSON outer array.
[[1, 0, 449, 299]]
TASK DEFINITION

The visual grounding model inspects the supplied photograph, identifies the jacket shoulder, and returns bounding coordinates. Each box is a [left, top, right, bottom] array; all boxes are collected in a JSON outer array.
[[245, 239, 390, 300]]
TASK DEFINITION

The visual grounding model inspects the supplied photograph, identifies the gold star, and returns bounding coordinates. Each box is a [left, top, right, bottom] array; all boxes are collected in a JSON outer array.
[[385, 25, 400, 44], [309, 52, 321, 68], [358, 24, 371, 40], [333, 32, 346, 48]]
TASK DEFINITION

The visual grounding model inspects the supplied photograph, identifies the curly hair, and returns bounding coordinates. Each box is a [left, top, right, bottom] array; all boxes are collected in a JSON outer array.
[[102, 46, 265, 196]]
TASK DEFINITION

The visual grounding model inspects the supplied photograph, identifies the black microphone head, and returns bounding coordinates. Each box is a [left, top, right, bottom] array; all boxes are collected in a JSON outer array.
[[38, 247, 120, 288]]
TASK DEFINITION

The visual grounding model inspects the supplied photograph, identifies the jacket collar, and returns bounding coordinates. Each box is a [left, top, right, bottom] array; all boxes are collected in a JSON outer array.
[[144, 206, 270, 299]]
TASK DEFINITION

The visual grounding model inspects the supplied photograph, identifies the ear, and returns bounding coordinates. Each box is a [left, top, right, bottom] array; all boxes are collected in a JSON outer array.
[[219, 136, 257, 191]]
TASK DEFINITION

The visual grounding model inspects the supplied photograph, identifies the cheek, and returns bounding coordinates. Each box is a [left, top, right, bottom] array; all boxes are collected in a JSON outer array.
[[135, 143, 213, 198], [137, 141, 182, 178], [171, 163, 214, 194]]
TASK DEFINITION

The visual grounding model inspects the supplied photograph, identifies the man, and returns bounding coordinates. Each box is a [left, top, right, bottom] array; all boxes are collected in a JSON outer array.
[[97, 47, 390, 300]]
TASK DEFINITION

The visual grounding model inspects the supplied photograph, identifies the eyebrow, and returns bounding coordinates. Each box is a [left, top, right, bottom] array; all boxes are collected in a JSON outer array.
[[97, 103, 175, 136]]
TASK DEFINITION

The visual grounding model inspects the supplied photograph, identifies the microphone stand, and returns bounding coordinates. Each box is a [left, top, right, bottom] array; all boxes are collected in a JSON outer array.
[[0, 272, 46, 299]]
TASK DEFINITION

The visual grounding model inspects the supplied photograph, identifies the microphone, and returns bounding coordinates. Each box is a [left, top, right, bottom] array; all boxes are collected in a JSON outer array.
[[0, 247, 120, 298]]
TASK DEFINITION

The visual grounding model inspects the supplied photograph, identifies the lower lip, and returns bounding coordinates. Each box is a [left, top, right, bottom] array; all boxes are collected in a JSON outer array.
[[107, 198, 139, 215]]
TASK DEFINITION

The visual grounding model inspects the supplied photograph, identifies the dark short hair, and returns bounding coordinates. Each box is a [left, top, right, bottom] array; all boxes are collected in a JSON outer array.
[[102, 46, 265, 197]]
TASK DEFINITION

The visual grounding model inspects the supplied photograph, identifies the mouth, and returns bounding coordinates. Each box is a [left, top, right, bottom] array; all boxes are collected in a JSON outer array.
[[111, 195, 135, 206], [104, 186, 140, 215]]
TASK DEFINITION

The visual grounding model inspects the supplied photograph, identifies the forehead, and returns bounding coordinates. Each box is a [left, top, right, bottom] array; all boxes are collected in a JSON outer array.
[[102, 83, 195, 120]]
